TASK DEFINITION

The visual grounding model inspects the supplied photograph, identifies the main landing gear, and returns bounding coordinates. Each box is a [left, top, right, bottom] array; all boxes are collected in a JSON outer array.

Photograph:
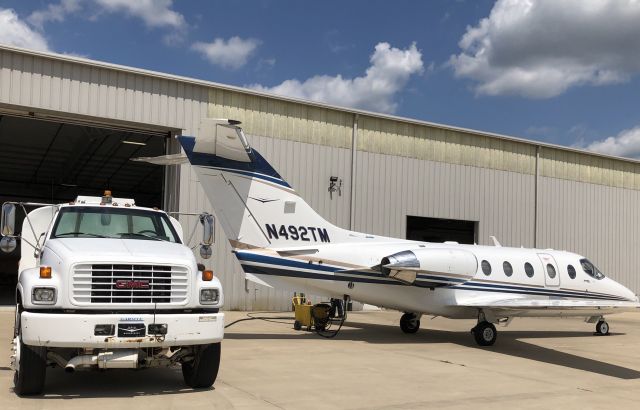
[[400, 312, 421, 334], [595, 319, 610, 336], [471, 310, 498, 346], [471, 321, 497, 346]]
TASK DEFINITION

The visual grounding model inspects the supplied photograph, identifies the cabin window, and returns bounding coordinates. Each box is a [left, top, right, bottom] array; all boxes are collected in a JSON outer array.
[[481, 260, 492, 275], [503, 261, 513, 277], [524, 262, 534, 278], [580, 258, 605, 280], [546, 264, 557, 279], [567, 265, 576, 279]]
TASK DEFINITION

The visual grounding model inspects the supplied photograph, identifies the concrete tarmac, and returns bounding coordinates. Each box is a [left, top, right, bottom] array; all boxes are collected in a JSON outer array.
[[1, 309, 640, 409]]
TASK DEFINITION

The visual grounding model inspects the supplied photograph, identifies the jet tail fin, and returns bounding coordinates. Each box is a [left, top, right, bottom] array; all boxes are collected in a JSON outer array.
[[178, 119, 351, 250]]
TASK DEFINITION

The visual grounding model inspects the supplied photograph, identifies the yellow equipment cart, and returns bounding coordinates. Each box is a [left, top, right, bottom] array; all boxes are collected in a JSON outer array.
[[292, 296, 313, 331]]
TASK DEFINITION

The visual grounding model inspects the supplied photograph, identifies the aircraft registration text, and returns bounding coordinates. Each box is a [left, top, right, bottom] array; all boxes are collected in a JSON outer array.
[[265, 224, 330, 242]]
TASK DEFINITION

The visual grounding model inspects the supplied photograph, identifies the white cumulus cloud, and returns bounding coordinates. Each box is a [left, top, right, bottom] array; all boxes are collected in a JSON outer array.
[[450, 0, 640, 98], [27, 0, 81, 30], [0, 8, 51, 51], [191, 37, 261, 69], [585, 127, 640, 159], [250, 42, 423, 113], [94, 0, 185, 28]]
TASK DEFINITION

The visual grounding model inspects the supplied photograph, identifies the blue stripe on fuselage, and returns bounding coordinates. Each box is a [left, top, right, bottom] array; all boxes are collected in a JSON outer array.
[[236, 251, 628, 302]]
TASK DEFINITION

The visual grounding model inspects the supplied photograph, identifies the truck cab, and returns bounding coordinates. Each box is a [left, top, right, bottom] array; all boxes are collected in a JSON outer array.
[[1, 192, 224, 395]]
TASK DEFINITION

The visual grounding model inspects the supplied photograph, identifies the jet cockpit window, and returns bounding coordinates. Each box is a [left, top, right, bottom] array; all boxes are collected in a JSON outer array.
[[580, 259, 605, 280], [567, 265, 576, 279]]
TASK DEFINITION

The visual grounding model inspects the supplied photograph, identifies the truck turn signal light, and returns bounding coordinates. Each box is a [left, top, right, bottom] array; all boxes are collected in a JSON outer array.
[[202, 270, 214, 281], [40, 266, 52, 279]]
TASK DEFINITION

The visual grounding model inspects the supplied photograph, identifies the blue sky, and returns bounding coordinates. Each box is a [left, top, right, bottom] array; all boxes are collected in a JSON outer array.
[[1, 0, 640, 157]]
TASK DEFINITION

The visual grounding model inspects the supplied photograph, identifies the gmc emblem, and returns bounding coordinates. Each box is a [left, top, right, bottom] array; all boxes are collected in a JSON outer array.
[[115, 280, 150, 289]]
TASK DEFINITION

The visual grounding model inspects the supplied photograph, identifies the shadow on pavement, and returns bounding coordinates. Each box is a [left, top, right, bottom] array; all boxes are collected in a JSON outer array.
[[18, 367, 209, 399], [227, 317, 640, 380]]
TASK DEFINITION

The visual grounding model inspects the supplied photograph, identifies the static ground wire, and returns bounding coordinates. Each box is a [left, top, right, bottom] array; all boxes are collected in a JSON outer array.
[[224, 310, 347, 338], [224, 312, 295, 329]]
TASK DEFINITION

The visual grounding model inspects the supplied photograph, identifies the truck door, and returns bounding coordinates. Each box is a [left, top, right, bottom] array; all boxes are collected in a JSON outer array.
[[537, 253, 560, 288]]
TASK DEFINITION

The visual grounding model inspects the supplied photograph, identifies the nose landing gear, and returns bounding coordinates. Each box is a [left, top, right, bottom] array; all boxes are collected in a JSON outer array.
[[400, 312, 421, 334]]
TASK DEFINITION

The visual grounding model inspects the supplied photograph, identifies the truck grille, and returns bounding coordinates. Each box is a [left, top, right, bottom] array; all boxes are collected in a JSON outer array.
[[72, 264, 189, 304]]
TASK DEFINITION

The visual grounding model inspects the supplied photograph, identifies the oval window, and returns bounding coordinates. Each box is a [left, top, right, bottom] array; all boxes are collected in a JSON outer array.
[[546, 264, 556, 279], [524, 262, 534, 278], [503, 261, 513, 277], [567, 265, 576, 279], [481, 260, 492, 276]]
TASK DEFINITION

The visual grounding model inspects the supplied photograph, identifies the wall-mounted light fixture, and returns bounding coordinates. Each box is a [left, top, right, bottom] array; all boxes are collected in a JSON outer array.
[[328, 176, 342, 199]]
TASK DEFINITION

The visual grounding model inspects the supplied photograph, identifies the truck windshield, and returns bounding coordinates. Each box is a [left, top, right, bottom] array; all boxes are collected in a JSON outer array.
[[51, 207, 180, 243]]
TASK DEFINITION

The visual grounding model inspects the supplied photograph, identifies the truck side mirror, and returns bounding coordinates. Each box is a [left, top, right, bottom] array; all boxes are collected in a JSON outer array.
[[200, 245, 212, 259], [200, 213, 214, 245], [1, 203, 16, 236], [199, 213, 214, 260], [0, 236, 16, 253]]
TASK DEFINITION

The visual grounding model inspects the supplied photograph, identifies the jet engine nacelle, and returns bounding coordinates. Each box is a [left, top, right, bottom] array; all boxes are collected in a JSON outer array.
[[380, 248, 478, 286]]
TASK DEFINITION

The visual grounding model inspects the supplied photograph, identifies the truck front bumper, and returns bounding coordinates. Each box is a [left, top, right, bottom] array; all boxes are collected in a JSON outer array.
[[21, 311, 224, 348]]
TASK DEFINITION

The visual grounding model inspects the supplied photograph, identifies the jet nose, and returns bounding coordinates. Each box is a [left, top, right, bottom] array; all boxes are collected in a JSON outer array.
[[617, 282, 637, 302]]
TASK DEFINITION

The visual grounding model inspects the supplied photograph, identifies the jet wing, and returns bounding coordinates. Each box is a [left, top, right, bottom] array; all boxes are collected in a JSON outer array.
[[459, 298, 640, 310], [457, 297, 640, 317]]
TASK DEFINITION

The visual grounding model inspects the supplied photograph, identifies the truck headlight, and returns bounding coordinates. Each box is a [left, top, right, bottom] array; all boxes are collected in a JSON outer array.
[[200, 288, 219, 304], [32, 287, 56, 304]]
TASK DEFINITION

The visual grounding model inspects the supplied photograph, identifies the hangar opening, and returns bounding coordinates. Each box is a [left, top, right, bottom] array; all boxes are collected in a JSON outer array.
[[0, 113, 178, 303], [406, 216, 477, 244]]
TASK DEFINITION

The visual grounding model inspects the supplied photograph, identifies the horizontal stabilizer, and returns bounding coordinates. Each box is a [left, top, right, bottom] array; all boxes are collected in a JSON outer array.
[[276, 249, 319, 257], [131, 153, 189, 165]]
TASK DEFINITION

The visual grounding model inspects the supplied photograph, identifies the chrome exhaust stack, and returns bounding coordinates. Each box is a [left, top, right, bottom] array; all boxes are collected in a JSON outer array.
[[65, 350, 139, 372]]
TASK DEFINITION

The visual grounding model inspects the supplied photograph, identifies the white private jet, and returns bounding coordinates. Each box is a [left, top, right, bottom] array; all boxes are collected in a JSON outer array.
[[142, 119, 640, 346]]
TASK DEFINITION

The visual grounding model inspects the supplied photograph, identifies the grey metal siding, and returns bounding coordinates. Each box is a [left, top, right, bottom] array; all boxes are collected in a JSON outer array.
[[537, 176, 640, 293], [353, 151, 536, 248], [2, 45, 640, 306]]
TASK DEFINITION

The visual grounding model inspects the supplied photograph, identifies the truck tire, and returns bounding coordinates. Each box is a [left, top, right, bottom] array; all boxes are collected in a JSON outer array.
[[182, 343, 221, 389], [14, 326, 47, 396]]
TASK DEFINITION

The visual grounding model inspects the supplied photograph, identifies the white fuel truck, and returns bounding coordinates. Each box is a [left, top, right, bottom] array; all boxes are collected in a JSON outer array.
[[0, 192, 224, 395]]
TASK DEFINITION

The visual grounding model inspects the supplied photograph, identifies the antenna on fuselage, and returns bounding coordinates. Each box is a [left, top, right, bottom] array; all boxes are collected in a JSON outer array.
[[489, 236, 501, 247]]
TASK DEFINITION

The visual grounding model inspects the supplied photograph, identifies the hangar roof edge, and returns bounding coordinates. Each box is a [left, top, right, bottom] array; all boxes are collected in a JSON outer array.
[[1, 44, 637, 166]]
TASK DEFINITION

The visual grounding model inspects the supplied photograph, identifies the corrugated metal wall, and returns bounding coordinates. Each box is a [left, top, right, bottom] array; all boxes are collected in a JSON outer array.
[[1, 46, 640, 307], [537, 177, 640, 292]]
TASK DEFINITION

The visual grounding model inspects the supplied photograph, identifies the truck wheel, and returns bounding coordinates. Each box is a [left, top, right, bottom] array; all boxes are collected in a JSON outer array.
[[13, 317, 47, 396], [182, 343, 221, 389]]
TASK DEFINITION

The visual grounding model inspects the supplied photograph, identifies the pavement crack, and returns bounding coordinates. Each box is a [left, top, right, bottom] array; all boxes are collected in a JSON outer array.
[[218, 380, 285, 409], [439, 359, 466, 367]]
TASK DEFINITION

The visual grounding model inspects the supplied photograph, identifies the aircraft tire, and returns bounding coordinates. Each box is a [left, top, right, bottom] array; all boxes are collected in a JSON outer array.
[[473, 322, 497, 346], [400, 313, 420, 334], [182, 342, 221, 389], [596, 320, 610, 335]]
